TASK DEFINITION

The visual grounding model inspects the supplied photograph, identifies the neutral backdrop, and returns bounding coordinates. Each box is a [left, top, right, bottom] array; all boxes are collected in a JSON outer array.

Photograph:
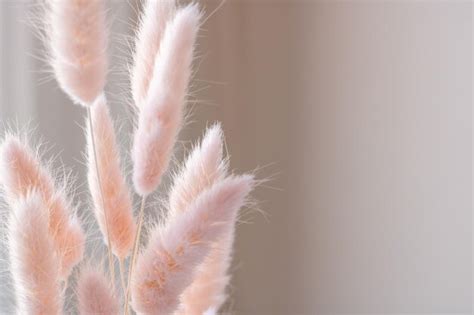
[[0, 1, 472, 314]]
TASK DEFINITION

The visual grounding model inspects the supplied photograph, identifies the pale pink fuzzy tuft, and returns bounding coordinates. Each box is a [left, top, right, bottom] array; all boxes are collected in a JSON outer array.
[[131, 175, 253, 315], [9, 193, 63, 314], [47, 0, 108, 106], [0, 137, 85, 279], [169, 124, 228, 219], [171, 125, 236, 314], [77, 268, 119, 315], [179, 229, 235, 314], [131, 0, 176, 108], [87, 96, 136, 258], [132, 4, 202, 196]]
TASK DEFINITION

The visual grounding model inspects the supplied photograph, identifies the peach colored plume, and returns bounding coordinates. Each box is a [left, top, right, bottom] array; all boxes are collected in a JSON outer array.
[[179, 226, 235, 315], [87, 96, 136, 259], [169, 124, 228, 219], [169, 125, 235, 314], [131, 175, 253, 315], [8, 193, 63, 314], [77, 268, 119, 315], [132, 4, 201, 196], [131, 0, 176, 108], [0, 136, 85, 279], [47, 0, 108, 106]]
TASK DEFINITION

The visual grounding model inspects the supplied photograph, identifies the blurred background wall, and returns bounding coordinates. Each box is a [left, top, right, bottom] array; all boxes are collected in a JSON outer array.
[[0, 1, 472, 314]]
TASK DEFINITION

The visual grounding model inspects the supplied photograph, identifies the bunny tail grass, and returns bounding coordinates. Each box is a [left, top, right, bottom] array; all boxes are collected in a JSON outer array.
[[130, 175, 253, 315], [132, 3, 202, 196], [169, 123, 227, 218], [180, 223, 236, 314], [126, 6, 201, 309], [131, 0, 176, 108], [175, 125, 237, 314], [77, 268, 119, 315], [9, 193, 63, 314], [0, 137, 85, 279], [47, 0, 108, 106], [87, 96, 136, 259]]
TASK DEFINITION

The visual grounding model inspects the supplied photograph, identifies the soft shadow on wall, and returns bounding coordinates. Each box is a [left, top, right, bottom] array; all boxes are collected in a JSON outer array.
[[197, 1, 471, 314]]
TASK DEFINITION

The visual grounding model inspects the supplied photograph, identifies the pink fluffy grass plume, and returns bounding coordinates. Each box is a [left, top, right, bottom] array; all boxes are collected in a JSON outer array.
[[131, 175, 253, 314], [132, 4, 202, 196], [0, 136, 85, 279], [170, 125, 240, 314], [77, 268, 119, 315], [0, 1, 259, 313], [87, 96, 136, 259], [47, 0, 108, 106], [8, 193, 63, 314], [131, 0, 176, 108], [169, 123, 228, 218]]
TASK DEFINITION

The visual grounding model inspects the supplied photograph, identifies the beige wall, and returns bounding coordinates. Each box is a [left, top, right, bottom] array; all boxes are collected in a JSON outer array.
[[196, 1, 472, 314], [0, 1, 472, 314]]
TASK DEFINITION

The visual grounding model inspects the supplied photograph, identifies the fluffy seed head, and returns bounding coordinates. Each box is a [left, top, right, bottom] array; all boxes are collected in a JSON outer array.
[[87, 96, 136, 258], [179, 226, 235, 314], [170, 125, 238, 314], [132, 3, 202, 196], [131, 0, 176, 108], [47, 0, 108, 106], [0, 136, 85, 279], [169, 123, 227, 218], [9, 193, 63, 315], [131, 175, 253, 314], [77, 268, 119, 315]]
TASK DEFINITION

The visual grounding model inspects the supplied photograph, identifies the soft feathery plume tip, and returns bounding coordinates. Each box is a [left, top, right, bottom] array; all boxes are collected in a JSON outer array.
[[8, 193, 63, 314], [77, 268, 120, 315], [169, 123, 227, 218], [0, 136, 85, 279], [131, 0, 176, 108], [87, 95, 136, 258], [131, 175, 253, 314], [175, 124, 240, 314], [47, 0, 108, 106], [132, 3, 202, 196]]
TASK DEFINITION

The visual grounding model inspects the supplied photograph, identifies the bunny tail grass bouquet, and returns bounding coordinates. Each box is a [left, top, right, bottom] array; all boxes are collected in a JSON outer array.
[[0, 1, 255, 314]]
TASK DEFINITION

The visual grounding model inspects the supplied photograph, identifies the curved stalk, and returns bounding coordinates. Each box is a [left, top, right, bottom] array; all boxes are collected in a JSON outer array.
[[124, 195, 147, 315], [119, 259, 127, 300]]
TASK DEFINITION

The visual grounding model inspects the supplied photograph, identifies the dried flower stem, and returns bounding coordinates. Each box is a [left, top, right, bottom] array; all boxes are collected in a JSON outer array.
[[63, 278, 68, 296], [87, 106, 115, 285], [119, 259, 127, 300], [124, 195, 147, 315]]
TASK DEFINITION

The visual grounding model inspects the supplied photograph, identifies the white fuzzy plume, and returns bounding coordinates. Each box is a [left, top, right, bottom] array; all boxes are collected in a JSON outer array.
[[131, 175, 253, 315], [0, 136, 85, 279], [131, 0, 176, 108], [169, 123, 228, 218], [77, 268, 119, 315], [47, 0, 108, 106], [171, 125, 238, 314], [87, 96, 136, 259], [132, 3, 202, 196], [8, 193, 63, 315]]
